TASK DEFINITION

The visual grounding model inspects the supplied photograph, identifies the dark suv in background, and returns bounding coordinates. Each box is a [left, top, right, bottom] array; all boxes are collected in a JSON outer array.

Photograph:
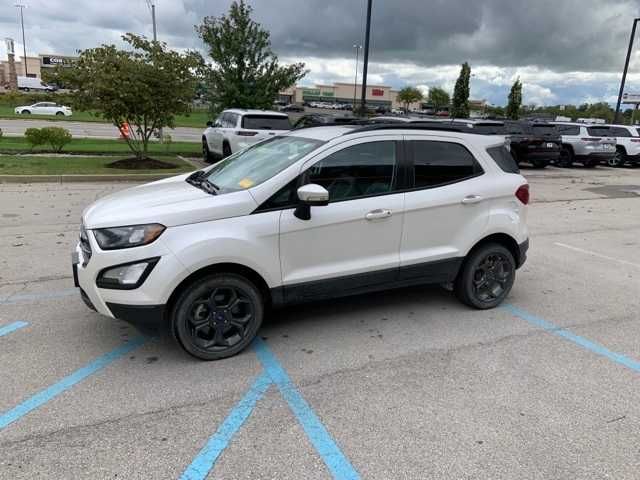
[[506, 121, 561, 168]]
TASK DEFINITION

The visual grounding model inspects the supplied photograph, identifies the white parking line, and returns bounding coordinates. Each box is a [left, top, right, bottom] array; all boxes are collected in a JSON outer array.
[[554, 242, 640, 268]]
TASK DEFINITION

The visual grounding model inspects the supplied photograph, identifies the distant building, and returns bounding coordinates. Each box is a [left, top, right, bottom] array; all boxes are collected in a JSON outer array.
[[0, 53, 77, 85]]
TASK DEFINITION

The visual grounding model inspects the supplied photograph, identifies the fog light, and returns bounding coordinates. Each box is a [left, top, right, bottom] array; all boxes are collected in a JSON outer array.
[[97, 258, 159, 290]]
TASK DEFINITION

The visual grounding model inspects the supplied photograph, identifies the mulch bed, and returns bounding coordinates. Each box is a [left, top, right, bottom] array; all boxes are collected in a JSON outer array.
[[106, 157, 179, 169]]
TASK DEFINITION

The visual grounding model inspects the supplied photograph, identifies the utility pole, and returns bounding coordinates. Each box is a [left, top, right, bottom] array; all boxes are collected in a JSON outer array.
[[360, 0, 373, 114], [15, 4, 27, 77], [615, 18, 640, 124], [352, 44, 362, 108], [151, 2, 157, 41]]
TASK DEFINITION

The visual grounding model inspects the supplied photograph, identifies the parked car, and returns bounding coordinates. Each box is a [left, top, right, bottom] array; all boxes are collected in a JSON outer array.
[[17, 76, 56, 92], [280, 104, 304, 112], [292, 113, 361, 129], [505, 121, 561, 168], [14, 102, 72, 116], [73, 122, 529, 360], [550, 122, 616, 167], [202, 109, 291, 162], [582, 124, 640, 167]]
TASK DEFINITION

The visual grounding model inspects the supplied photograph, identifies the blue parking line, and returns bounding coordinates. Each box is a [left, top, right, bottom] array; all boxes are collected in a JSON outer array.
[[0, 289, 77, 305], [0, 321, 28, 337], [253, 337, 361, 480], [179, 372, 272, 480], [0, 336, 146, 430], [504, 304, 640, 373]]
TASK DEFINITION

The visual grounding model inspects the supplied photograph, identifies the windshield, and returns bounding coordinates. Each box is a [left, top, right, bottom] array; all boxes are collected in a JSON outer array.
[[241, 115, 291, 130], [203, 136, 324, 192]]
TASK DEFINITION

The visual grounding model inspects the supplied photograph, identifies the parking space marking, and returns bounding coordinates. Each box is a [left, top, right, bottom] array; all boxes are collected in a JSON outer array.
[[0, 321, 28, 337], [179, 372, 272, 480], [253, 338, 361, 480], [504, 304, 640, 373], [555, 242, 640, 268], [0, 336, 146, 431], [0, 288, 77, 305]]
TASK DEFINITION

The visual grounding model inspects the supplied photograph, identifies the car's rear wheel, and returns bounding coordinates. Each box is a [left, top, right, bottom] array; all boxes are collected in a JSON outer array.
[[56, 111, 64, 116], [455, 243, 516, 309], [21, 110, 31, 115], [173, 274, 263, 360], [609, 149, 625, 167], [531, 160, 547, 169]]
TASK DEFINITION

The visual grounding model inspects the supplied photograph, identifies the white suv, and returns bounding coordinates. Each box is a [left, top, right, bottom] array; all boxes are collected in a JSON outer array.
[[202, 109, 291, 162], [74, 124, 530, 360]]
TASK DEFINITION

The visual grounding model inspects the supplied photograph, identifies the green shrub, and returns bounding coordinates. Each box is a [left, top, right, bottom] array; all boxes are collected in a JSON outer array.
[[24, 128, 47, 149], [41, 127, 72, 153], [0, 128, 3, 141]]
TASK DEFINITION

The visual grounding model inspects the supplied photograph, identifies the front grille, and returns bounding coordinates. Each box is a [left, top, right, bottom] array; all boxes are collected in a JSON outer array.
[[79, 222, 92, 266]]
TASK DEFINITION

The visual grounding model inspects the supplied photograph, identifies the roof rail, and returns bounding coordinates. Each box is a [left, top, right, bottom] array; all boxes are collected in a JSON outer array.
[[342, 121, 478, 135]]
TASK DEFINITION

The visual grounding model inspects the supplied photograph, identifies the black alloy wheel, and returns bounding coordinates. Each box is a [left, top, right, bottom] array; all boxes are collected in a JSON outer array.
[[608, 149, 625, 167], [455, 243, 516, 309], [174, 274, 263, 360], [557, 147, 573, 167]]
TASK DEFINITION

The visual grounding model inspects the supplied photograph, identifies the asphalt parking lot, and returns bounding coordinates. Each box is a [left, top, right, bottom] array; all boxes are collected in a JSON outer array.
[[1, 165, 639, 479]]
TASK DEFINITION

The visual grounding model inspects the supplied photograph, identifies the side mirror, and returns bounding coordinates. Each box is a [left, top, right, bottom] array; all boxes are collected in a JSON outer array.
[[206, 121, 213, 127], [294, 184, 329, 220]]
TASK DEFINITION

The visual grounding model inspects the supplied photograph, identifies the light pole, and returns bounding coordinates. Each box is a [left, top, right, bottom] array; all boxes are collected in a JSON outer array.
[[15, 4, 27, 77], [145, 0, 157, 41], [615, 17, 640, 124], [360, 0, 373, 114], [352, 44, 362, 108]]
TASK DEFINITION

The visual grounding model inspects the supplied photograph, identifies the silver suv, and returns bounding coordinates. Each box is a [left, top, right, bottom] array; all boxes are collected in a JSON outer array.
[[551, 122, 616, 167], [585, 124, 640, 167]]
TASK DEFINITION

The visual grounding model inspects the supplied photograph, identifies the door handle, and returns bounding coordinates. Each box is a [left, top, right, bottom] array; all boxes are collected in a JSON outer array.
[[461, 195, 484, 205], [365, 209, 392, 220]]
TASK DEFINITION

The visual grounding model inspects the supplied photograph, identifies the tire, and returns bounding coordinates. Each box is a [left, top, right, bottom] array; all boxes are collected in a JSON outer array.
[[21, 110, 31, 115], [173, 273, 263, 361], [455, 243, 516, 310], [202, 139, 215, 163], [222, 141, 232, 158], [531, 160, 548, 169], [609, 149, 626, 167], [56, 111, 64, 116], [557, 146, 573, 167]]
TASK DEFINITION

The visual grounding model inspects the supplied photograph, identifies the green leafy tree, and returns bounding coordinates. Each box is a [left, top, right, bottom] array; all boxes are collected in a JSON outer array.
[[506, 78, 523, 120], [451, 62, 471, 118], [53, 34, 202, 161], [196, 0, 307, 110], [397, 86, 424, 112], [427, 86, 450, 112]]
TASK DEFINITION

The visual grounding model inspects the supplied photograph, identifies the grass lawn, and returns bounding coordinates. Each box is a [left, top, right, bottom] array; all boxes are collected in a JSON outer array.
[[0, 105, 211, 129], [0, 155, 195, 175], [0, 136, 202, 156]]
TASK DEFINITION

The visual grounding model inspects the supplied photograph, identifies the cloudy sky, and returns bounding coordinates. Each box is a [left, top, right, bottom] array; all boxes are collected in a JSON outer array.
[[2, 0, 640, 106]]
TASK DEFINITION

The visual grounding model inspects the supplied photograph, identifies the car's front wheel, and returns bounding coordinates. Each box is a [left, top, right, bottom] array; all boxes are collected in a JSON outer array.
[[202, 139, 215, 163], [173, 274, 263, 360], [455, 243, 516, 309]]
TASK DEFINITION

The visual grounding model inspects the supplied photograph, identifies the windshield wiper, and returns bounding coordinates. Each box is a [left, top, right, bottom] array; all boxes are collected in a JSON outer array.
[[186, 171, 219, 195]]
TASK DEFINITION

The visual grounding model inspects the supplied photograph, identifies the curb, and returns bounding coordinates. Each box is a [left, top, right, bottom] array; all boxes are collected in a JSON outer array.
[[0, 173, 185, 183]]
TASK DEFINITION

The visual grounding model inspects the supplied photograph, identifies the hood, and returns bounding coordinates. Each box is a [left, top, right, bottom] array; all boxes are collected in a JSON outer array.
[[82, 173, 258, 229]]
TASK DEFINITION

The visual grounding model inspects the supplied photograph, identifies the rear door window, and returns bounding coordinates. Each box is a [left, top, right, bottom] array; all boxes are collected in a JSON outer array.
[[242, 115, 291, 130], [410, 141, 483, 189]]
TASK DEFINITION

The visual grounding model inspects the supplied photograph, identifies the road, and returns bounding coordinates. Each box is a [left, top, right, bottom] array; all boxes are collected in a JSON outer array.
[[0, 118, 203, 142], [1, 166, 640, 479]]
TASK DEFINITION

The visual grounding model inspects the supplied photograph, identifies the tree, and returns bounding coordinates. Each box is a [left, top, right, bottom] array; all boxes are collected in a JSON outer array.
[[397, 86, 423, 112], [54, 34, 202, 161], [196, 0, 307, 110], [427, 86, 450, 112], [451, 62, 471, 118], [506, 78, 523, 120]]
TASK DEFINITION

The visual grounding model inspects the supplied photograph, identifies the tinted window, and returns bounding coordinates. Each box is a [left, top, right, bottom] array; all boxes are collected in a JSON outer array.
[[587, 126, 612, 137], [557, 125, 580, 135], [473, 123, 506, 134], [505, 123, 525, 134], [530, 124, 558, 135], [305, 141, 396, 201], [411, 141, 482, 188], [242, 115, 291, 130], [610, 127, 632, 137], [487, 146, 519, 174]]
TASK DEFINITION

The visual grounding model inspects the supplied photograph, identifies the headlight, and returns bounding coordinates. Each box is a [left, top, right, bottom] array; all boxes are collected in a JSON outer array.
[[93, 223, 165, 250]]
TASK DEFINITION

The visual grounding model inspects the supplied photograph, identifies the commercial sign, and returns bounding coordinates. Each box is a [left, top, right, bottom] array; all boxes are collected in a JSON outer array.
[[371, 88, 384, 97], [622, 92, 640, 104], [40, 55, 76, 68]]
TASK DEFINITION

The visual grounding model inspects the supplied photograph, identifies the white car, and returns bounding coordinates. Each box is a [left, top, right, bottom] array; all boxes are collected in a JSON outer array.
[[202, 109, 291, 162], [584, 124, 640, 167], [14, 102, 72, 116], [74, 123, 530, 360]]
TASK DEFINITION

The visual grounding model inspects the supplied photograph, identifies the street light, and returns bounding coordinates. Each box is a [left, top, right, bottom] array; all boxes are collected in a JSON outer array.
[[352, 44, 362, 107], [145, 0, 157, 41], [614, 17, 640, 124], [15, 4, 27, 77], [360, 0, 373, 113]]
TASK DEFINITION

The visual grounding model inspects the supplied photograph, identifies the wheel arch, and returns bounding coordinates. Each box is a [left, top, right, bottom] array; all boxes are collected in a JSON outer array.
[[616, 144, 627, 155], [465, 233, 523, 269]]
